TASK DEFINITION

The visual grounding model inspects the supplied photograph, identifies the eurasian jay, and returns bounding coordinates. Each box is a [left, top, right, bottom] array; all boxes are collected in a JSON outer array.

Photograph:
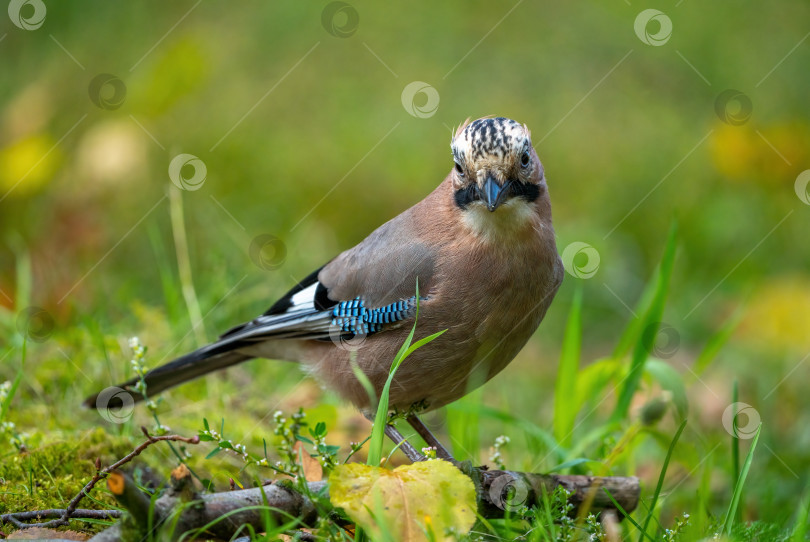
[[85, 116, 564, 461]]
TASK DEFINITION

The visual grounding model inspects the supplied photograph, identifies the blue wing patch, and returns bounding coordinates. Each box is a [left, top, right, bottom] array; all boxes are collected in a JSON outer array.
[[331, 296, 418, 336], [220, 269, 425, 343]]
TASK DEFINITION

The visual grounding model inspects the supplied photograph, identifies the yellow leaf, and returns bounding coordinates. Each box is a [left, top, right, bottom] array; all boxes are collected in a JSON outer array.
[[329, 461, 476, 542]]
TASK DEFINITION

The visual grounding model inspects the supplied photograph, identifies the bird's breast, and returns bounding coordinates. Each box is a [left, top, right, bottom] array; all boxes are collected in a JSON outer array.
[[296, 218, 562, 413]]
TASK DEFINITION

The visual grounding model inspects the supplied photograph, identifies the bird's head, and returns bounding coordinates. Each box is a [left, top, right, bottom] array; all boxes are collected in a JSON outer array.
[[450, 117, 547, 239]]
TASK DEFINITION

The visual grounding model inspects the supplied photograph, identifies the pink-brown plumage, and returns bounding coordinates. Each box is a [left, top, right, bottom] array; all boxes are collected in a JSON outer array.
[[84, 116, 563, 419]]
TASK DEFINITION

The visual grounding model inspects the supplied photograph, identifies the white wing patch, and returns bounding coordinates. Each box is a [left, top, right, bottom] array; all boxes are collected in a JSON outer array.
[[289, 282, 318, 311]]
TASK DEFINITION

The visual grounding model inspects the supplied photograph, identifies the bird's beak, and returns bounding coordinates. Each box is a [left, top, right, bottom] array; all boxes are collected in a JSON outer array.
[[480, 175, 511, 212]]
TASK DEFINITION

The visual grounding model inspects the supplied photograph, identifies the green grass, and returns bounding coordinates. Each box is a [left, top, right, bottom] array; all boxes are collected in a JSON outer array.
[[1, 1, 809, 538], [366, 283, 447, 467], [4, 225, 800, 540]]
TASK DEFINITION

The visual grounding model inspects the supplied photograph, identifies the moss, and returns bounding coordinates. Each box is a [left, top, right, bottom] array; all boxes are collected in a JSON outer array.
[[0, 428, 135, 536]]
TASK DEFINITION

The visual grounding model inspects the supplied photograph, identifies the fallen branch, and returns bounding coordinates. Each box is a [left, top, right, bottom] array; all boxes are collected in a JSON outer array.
[[0, 427, 199, 529], [0, 509, 121, 529], [92, 464, 639, 540]]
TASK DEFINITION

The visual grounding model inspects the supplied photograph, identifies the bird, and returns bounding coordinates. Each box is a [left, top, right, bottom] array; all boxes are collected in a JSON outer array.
[[84, 116, 564, 461]]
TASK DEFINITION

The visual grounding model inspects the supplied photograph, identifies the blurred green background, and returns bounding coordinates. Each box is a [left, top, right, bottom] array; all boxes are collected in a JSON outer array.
[[1, 0, 809, 532]]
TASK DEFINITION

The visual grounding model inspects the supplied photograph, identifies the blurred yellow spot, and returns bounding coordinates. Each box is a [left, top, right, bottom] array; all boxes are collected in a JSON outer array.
[[710, 124, 758, 180], [757, 123, 810, 180], [711, 122, 810, 185], [0, 134, 59, 196], [739, 277, 810, 352]]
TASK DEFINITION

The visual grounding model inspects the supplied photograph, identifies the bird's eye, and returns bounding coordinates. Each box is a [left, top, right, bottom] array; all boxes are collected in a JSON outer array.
[[454, 162, 464, 176], [520, 151, 531, 168]]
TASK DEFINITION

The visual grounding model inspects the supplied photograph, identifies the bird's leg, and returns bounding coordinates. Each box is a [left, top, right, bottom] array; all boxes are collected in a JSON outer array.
[[363, 412, 426, 463], [406, 414, 454, 461], [384, 423, 427, 463]]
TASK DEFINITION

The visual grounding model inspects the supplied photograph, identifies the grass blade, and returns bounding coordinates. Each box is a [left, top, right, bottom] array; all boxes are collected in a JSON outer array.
[[612, 268, 658, 360], [791, 491, 810, 542], [0, 340, 26, 426], [402, 329, 447, 359], [611, 222, 677, 423], [731, 380, 740, 522], [366, 321, 415, 466], [603, 488, 656, 542], [554, 285, 582, 448], [350, 358, 378, 411], [637, 419, 687, 542], [692, 307, 744, 376], [723, 423, 761, 534], [169, 187, 206, 346], [366, 280, 446, 467]]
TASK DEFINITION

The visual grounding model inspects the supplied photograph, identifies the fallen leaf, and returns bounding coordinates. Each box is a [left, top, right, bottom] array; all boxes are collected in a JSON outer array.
[[8, 527, 89, 540], [294, 440, 323, 482], [329, 460, 476, 542]]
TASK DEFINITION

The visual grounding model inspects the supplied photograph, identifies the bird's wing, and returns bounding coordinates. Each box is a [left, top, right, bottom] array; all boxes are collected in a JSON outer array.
[[220, 211, 438, 343]]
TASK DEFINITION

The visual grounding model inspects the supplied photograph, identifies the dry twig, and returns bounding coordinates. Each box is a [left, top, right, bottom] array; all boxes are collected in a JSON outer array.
[[0, 427, 199, 529]]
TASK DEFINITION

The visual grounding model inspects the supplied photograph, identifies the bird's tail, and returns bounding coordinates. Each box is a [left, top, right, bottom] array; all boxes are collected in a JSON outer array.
[[83, 343, 252, 409]]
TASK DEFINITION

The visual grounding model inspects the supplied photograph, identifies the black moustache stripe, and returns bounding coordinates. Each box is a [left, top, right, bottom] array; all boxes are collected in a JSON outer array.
[[454, 181, 541, 210], [511, 182, 541, 203], [454, 184, 479, 209]]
